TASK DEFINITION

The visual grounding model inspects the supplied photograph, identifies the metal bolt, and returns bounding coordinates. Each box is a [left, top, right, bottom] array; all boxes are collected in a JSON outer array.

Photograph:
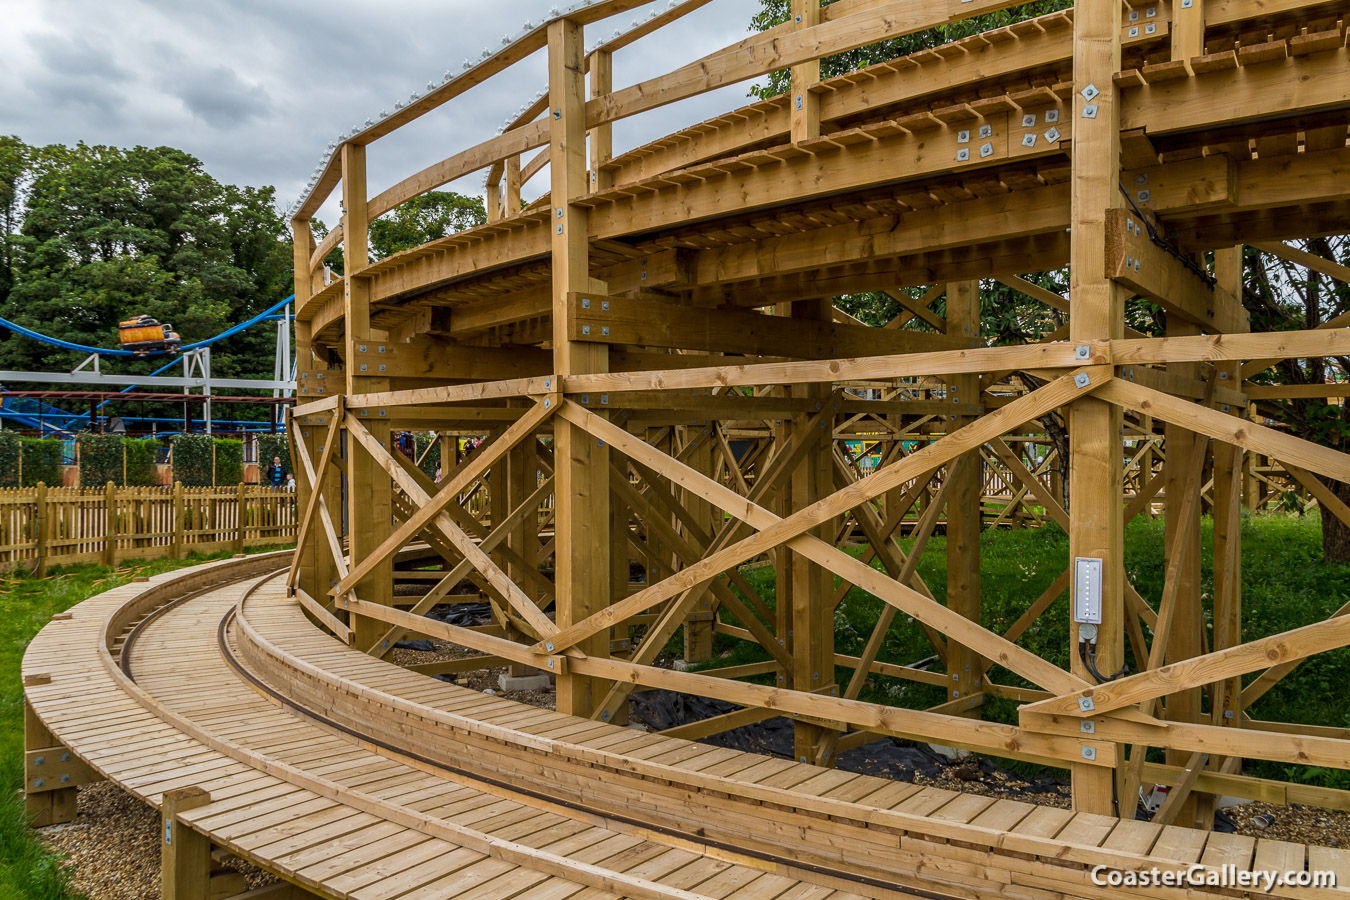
[[1080, 720, 1096, 734], [545, 641, 555, 652], [1078, 696, 1096, 712], [1081, 746, 1097, 761], [1074, 373, 1092, 389], [33, 756, 44, 766], [1075, 345, 1091, 360]]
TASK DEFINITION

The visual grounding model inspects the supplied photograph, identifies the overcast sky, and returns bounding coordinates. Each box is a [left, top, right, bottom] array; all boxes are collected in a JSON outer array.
[[0, 0, 763, 226]]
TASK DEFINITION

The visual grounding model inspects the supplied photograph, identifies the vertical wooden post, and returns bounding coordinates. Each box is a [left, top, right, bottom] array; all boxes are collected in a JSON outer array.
[[790, 297, 834, 766], [946, 280, 983, 715], [683, 433, 714, 664], [789, 0, 821, 143], [235, 482, 247, 554], [486, 176, 502, 223], [161, 787, 211, 900], [291, 220, 320, 595], [103, 481, 118, 567], [507, 419, 540, 678], [24, 692, 76, 826], [505, 157, 522, 216], [172, 482, 185, 560], [589, 48, 614, 192], [646, 427, 671, 587], [342, 141, 395, 649], [34, 482, 48, 578], [1243, 406, 1260, 511], [1069, 0, 1125, 816], [550, 16, 611, 718], [1159, 0, 1210, 829], [1202, 245, 1248, 828]]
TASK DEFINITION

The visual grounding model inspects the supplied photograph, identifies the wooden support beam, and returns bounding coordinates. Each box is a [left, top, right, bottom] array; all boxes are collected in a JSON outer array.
[[1067, 0, 1126, 815], [1097, 379, 1350, 484], [550, 372, 1105, 696], [1106, 208, 1249, 334], [568, 293, 971, 358], [162, 787, 212, 900], [946, 280, 983, 718], [551, 16, 612, 717]]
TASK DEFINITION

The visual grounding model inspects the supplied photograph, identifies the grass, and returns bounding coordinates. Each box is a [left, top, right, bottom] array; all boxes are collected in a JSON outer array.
[[685, 511, 1350, 785], [0, 548, 287, 900]]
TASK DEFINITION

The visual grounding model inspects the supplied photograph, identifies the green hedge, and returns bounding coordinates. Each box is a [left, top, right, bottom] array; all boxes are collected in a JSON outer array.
[[123, 438, 161, 486], [20, 438, 63, 487], [214, 439, 243, 486], [171, 434, 244, 486], [78, 434, 124, 487], [76, 434, 162, 487], [0, 433, 64, 487]]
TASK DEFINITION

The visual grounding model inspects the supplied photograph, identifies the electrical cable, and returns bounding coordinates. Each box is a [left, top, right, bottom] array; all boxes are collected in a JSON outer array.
[[1079, 636, 1128, 684], [1118, 183, 1216, 287]]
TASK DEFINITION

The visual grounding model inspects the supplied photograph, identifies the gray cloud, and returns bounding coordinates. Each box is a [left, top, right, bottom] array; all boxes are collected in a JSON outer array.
[[0, 0, 762, 225], [172, 65, 273, 128]]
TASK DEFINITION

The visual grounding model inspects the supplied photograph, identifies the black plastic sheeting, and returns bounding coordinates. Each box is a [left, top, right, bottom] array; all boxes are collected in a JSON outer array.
[[426, 602, 493, 628], [628, 689, 1065, 791]]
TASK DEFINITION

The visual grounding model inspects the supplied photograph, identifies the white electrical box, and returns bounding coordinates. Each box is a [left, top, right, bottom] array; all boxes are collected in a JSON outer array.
[[1074, 557, 1103, 624]]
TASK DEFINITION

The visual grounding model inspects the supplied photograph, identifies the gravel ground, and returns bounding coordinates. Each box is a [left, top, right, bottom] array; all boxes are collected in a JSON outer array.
[[38, 781, 276, 900]]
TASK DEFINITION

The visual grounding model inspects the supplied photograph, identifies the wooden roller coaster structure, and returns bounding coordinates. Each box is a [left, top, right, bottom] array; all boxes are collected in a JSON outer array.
[[23, 0, 1350, 896]]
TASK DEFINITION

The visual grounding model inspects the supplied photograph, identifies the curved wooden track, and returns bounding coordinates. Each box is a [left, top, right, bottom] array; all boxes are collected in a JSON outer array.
[[22, 555, 1350, 899]]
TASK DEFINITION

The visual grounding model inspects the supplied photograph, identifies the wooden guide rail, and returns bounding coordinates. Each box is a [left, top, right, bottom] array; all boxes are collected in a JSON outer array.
[[283, 0, 1350, 837], [0, 484, 296, 575], [20, 556, 1350, 899]]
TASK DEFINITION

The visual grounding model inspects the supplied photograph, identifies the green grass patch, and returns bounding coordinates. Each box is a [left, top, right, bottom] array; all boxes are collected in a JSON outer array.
[[0, 547, 289, 900]]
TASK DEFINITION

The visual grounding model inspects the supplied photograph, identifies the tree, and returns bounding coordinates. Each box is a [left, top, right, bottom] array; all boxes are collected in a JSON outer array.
[[369, 191, 486, 259], [1244, 238, 1350, 561], [0, 136, 33, 307], [0, 142, 292, 397]]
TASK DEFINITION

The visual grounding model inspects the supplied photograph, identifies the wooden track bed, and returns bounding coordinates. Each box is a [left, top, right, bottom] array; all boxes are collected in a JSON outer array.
[[21, 556, 1350, 899]]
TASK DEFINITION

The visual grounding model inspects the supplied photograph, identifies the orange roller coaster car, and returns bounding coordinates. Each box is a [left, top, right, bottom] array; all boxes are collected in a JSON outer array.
[[117, 316, 181, 354]]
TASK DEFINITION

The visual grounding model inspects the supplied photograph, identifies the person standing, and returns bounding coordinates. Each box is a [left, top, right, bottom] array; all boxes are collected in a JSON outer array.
[[265, 456, 285, 490]]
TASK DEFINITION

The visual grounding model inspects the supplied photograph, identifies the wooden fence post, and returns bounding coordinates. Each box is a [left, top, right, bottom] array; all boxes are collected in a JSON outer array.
[[161, 787, 211, 900], [234, 483, 246, 554], [103, 481, 117, 567], [172, 482, 185, 559], [34, 482, 48, 578]]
